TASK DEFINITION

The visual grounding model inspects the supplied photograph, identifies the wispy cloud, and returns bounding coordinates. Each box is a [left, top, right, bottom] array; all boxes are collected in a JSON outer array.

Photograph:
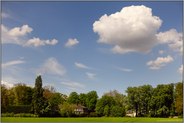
[[2, 59, 25, 68], [37, 57, 66, 76], [115, 67, 133, 72], [75, 62, 91, 70], [2, 12, 10, 19], [65, 38, 79, 48], [61, 81, 85, 90], [178, 65, 183, 74], [158, 50, 164, 55], [147, 55, 174, 70], [86, 72, 96, 79]]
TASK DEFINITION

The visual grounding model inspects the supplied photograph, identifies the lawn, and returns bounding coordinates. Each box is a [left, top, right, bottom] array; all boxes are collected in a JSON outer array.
[[1, 117, 183, 122]]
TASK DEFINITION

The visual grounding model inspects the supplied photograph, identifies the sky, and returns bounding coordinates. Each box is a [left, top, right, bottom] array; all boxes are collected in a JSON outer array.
[[1, 1, 183, 97]]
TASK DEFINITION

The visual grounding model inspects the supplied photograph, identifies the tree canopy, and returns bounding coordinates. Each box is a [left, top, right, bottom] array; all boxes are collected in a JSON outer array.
[[1, 76, 183, 118]]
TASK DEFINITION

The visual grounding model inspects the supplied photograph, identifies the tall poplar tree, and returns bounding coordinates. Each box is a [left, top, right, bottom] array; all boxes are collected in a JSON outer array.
[[32, 75, 45, 116]]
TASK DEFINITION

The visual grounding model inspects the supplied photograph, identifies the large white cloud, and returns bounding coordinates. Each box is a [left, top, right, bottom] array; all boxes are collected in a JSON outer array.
[[93, 5, 182, 55], [65, 38, 79, 48], [2, 24, 58, 47], [93, 5, 162, 54], [38, 58, 66, 76], [147, 55, 174, 70]]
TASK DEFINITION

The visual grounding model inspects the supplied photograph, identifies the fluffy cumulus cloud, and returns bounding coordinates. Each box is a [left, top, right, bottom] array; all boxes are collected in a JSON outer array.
[[93, 5, 162, 54], [178, 65, 183, 74], [74, 62, 91, 69], [2, 24, 58, 47], [8, 25, 33, 37], [65, 38, 79, 48], [2, 59, 25, 68], [25, 37, 58, 47], [38, 57, 66, 76], [156, 29, 183, 53], [147, 55, 174, 70], [86, 72, 96, 79], [2, 24, 32, 45], [93, 5, 182, 55], [1, 80, 14, 88]]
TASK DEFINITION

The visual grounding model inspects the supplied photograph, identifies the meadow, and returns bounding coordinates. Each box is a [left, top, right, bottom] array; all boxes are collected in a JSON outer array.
[[1, 117, 183, 122]]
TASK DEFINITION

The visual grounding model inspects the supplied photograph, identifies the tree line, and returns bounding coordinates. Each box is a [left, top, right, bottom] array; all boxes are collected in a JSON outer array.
[[1, 75, 183, 117]]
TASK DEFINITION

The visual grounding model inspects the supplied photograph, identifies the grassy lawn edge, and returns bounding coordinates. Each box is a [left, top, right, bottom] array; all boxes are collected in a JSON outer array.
[[1, 117, 183, 122]]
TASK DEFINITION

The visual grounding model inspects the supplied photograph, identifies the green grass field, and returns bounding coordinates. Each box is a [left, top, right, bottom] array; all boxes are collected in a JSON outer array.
[[1, 117, 183, 122]]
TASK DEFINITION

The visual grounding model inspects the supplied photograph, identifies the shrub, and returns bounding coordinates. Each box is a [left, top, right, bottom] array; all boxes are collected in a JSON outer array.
[[1, 113, 14, 117], [178, 115, 183, 118], [2, 113, 38, 117], [14, 113, 38, 117], [88, 112, 98, 117], [59, 102, 77, 117], [110, 106, 125, 117], [156, 106, 170, 117]]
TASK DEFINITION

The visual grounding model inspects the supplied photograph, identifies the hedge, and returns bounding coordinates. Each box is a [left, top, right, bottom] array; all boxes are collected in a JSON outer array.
[[2, 113, 38, 117], [6, 105, 32, 114]]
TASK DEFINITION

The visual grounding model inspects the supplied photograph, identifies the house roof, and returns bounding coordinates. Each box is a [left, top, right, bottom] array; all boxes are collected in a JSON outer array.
[[75, 105, 87, 109]]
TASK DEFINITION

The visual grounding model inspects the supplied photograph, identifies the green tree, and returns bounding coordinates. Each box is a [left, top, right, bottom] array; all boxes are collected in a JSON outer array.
[[67, 92, 79, 104], [79, 93, 87, 106], [42, 86, 66, 117], [86, 91, 98, 112], [104, 90, 126, 109], [139, 85, 153, 116], [95, 95, 116, 116], [126, 87, 140, 117], [110, 105, 125, 117], [175, 82, 183, 115], [156, 105, 170, 117], [150, 84, 174, 117], [103, 90, 126, 117], [32, 75, 45, 116], [103, 105, 110, 116], [59, 102, 77, 117], [13, 83, 33, 105], [7, 88, 16, 105], [49, 93, 64, 116], [1, 84, 9, 112]]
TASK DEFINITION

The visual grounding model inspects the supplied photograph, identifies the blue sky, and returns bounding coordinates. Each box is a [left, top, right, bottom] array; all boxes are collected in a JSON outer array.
[[1, 1, 183, 97]]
